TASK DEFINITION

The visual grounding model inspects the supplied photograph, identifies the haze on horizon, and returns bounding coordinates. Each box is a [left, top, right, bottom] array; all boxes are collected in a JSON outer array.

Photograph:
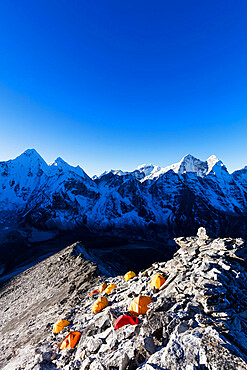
[[0, 1, 246, 176]]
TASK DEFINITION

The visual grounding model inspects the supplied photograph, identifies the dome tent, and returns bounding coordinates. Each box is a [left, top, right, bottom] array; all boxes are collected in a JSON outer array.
[[114, 315, 140, 329], [92, 296, 109, 314], [129, 295, 152, 315], [59, 331, 81, 349], [52, 319, 70, 334], [105, 283, 117, 294], [150, 273, 166, 290], [98, 283, 107, 293], [124, 271, 136, 281]]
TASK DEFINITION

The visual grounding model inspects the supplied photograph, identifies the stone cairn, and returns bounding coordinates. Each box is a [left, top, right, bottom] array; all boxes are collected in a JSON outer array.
[[3, 228, 247, 369]]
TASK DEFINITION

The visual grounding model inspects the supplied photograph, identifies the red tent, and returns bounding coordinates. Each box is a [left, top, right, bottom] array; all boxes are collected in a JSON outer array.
[[114, 315, 140, 330]]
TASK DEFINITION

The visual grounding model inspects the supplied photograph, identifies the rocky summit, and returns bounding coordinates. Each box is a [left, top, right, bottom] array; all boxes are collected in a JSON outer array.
[[1, 228, 247, 369]]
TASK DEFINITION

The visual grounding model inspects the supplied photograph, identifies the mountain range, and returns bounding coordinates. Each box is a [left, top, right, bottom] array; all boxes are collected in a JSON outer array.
[[1, 149, 247, 245]]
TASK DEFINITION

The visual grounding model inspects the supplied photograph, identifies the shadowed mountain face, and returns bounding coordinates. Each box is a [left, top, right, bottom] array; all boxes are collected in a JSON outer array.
[[1, 150, 247, 248]]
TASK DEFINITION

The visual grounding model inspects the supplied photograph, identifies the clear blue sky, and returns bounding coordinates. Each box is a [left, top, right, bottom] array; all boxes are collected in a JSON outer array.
[[0, 0, 246, 175]]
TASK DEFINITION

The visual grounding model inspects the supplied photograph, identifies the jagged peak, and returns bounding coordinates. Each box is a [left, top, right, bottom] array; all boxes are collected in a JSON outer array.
[[50, 157, 89, 179], [207, 154, 219, 162], [180, 153, 197, 161], [136, 163, 161, 178], [17, 148, 45, 161], [140, 154, 228, 181], [137, 163, 154, 170], [11, 149, 49, 170], [160, 154, 206, 177], [96, 169, 127, 180], [23, 148, 40, 157], [206, 155, 221, 168], [206, 155, 228, 176], [54, 156, 65, 164]]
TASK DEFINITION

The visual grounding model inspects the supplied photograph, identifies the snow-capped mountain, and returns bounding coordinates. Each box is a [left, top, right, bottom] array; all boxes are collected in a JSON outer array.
[[1, 149, 247, 242]]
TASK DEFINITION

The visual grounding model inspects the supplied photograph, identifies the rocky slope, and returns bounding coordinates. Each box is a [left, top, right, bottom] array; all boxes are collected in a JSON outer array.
[[1, 228, 247, 369], [1, 149, 247, 247]]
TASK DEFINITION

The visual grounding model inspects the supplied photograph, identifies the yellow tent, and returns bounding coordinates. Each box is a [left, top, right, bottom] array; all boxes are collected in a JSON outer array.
[[98, 283, 107, 293], [129, 295, 152, 315], [52, 319, 70, 334], [92, 296, 109, 314], [150, 273, 166, 290], [124, 271, 136, 281], [104, 283, 117, 294]]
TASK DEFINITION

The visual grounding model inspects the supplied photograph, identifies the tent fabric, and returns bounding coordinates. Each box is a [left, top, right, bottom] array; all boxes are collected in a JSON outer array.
[[124, 271, 136, 281], [98, 283, 107, 293], [129, 295, 152, 315], [89, 289, 98, 297], [104, 283, 117, 294], [59, 331, 81, 349], [150, 273, 166, 290], [52, 319, 70, 334], [92, 296, 109, 314], [114, 315, 140, 330]]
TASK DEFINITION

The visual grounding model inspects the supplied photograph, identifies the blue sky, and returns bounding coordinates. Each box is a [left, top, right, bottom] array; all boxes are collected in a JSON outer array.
[[0, 0, 246, 175]]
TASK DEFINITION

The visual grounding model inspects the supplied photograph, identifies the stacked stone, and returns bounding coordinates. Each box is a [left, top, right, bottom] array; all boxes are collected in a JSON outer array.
[[3, 228, 247, 369]]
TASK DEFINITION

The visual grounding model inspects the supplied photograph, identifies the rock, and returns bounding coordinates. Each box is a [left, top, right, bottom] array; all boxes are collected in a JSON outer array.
[[143, 334, 156, 354], [86, 338, 103, 353], [80, 357, 91, 369], [197, 227, 210, 240], [90, 359, 105, 370], [99, 349, 129, 370]]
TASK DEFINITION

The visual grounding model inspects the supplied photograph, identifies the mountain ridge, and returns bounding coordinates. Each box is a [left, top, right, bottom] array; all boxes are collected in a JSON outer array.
[[1, 149, 247, 248]]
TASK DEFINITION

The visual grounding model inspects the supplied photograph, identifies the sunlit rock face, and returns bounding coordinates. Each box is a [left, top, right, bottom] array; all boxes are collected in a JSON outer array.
[[1, 150, 247, 241], [1, 229, 247, 369]]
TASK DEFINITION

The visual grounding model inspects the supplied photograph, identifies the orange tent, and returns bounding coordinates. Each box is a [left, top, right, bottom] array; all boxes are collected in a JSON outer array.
[[59, 331, 81, 350], [98, 283, 107, 293], [104, 283, 117, 294], [129, 295, 152, 315], [124, 271, 136, 281], [92, 296, 109, 314], [150, 273, 166, 290], [52, 319, 70, 334], [89, 289, 98, 297]]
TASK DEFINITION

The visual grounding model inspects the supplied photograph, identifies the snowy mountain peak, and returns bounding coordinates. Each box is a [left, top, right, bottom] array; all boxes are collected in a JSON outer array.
[[206, 156, 228, 177], [155, 154, 208, 178], [207, 154, 219, 164], [181, 153, 195, 161], [140, 154, 228, 181], [23, 148, 41, 157], [177, 154, 208, 176], [50, 157, 89, 179], [96, 169, 127, 180], [171, 153, 228, 177], [206, 155, 222, 171], [137, 163, 154, 171], [54, 156, 65, 164], [136, 164, 161, 177], [11, 148, 49, 173], [16, 148, 46, 162]]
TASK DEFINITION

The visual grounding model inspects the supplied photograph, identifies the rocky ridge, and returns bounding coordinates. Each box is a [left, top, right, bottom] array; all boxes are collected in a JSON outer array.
[[1, 228, 247, 369]]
